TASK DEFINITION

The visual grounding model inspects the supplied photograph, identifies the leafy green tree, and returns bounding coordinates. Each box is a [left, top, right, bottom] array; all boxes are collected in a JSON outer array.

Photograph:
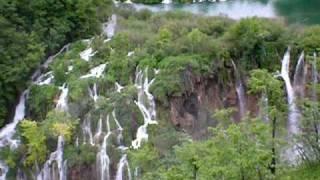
[[248, 69, 286, 174], [20, 120, 47, 166], [42, 110, 78, 142]]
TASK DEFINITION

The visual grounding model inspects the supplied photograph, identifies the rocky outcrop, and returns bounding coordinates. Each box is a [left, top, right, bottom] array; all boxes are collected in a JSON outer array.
[[169, 69, 259, 139]]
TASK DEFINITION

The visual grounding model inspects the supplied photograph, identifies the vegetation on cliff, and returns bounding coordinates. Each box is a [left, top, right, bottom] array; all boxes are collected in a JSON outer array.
[[1, 4, 320, 180]]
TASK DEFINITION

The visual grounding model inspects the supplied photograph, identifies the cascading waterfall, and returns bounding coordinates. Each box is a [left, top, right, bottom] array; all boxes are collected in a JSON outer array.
[[231, 60, 246, 119], [103, 14, 117, 41], [162, 0, 172, 4], [0, 43, 69, 179], [82, 116, 94, 146], [80, 64, 107, 79], [293, 52, 306, 98], [132, 69, 157, 149], [89, 83, 99, 103], [115, 155, 132, 180], [281, 48, 300, 135], [0, 161, 8, 180], [94, 116, 103, 141], [312, 53, 318, 101], [280, 48, 306, 164], [35, 71, 54, 86], [0, 90, 28, 149], [37, 136, 67, 180], [80, 47, 97, 62], [115, 82, 124, 93], [96, 115, 112, 180], [56, 83, 69, 112]]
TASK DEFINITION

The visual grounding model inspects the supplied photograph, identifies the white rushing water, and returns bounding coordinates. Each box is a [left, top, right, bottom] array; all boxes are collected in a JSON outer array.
[[231, 60, 246, 119], [89, 83, 99, 103], [0, 161, 8, 180], [115, 154, 132, 180], [293, 52, 306, 98], [115, 82, 124, 93], [80, 64, 107, 79], [312, 53, 318, 101], [80, 47, 97, 62], [0, 44, 69, 179], [96, 115, 112, 180], [94, 116, 103, 141], [132, 69, 157, 149], [103, 14, 117, 40], [56, 84, 69, 112], [162, 0, 172, 4], [280, 48, 306, 164], [82, 116, 94, 146], [0, 91, 28, 149], [37, 136, 67, 180], [281, 48, 300, 135], [35, 71, 54, 86]]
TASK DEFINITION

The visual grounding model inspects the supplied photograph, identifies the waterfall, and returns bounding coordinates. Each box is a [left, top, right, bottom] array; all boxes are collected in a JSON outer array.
[[115, 82, 124, 93], [131, 69, 157, 149], [112, 111, 124, 146], [280, 48, 305, 164], [0, 44, 68, 179], [80, 47, 97, 61], [127, 51, 134, 57], [82, 116, 94, 146], [0, 161, 8, 180], [312, 53, 318, 101], [231, 60, 246, 119], [94, 116, 103, 141], [80, 64, 107, 79], [103, 14, 117, 40], [89, 83, 99, 103], [293, 52, 306, 98], [35, 71, 54, 86], [162, 0, 172, 4], [56, 84, 69, 112], [281, 48, 300, 135], [96, 115, 112, 180], [0, 90, 28, 149], [37, 136, 67, 180], [115, 155, 132, 180]]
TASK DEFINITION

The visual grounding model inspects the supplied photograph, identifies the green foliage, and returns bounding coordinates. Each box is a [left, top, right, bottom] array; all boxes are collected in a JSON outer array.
[[299, 25, 320, 53], [0, 0, 110, 127], [212, 107, 236, 127], [226, 18, 288, 71], [152, 55, 211, 101], [20, 120, 47, 166], [248, 69, 286, 119], [42, 110, 78, 142], [298, 100, 320, 163], [28, 85, 59, 121], [279, 163, 320, 180], [64, 144, 97, 167], [131, 120, 276, 179]]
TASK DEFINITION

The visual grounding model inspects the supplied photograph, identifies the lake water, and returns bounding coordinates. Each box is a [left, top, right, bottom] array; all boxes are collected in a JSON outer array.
[[131, 0, 320, 25]]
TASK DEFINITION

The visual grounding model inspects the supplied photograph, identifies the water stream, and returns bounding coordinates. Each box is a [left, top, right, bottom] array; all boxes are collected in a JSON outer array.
[[37, 136, 67, 180], [231, 60, 246, 119], [132, 69, 157, 149]]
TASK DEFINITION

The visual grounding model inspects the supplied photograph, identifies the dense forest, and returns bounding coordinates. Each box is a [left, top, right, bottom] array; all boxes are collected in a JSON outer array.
[[1, 0, 320, 180]]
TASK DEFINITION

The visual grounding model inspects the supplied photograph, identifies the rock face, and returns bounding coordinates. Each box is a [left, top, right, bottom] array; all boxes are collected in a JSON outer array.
[[169, 70, 259, 139], [68, 165, 97, 180]]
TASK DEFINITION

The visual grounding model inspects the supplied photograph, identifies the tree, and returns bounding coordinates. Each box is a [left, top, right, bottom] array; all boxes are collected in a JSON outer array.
[[20, 120, 47, 166], [248, 69, 286, 174]]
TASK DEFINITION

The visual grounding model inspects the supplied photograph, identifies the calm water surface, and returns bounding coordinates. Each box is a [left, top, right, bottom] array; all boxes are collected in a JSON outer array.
[[131, 0, 320, 25]]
